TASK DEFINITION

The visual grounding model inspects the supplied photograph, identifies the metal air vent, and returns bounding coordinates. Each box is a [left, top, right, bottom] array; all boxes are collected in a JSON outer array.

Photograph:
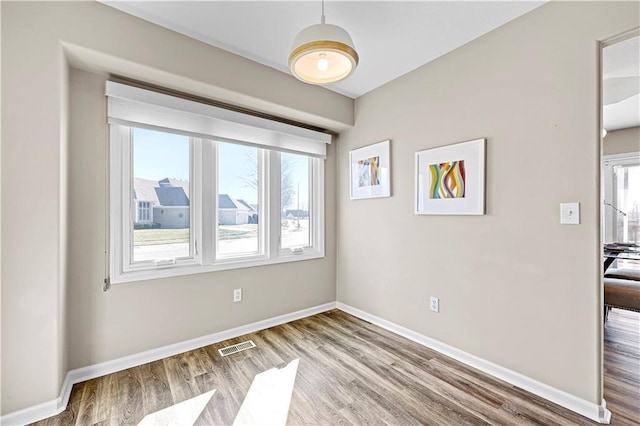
[[218, 340, 256, 357]]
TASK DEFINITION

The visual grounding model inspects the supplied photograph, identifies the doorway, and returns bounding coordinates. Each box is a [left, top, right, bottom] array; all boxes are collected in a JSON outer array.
[[602, 31, 640, 267], [600, 29, 640, 424], [603, 153, 640, 251]]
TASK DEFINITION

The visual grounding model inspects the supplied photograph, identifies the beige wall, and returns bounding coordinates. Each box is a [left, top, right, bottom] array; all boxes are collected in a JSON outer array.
[[2, 1, 346, 414], [604, 126, 640, 155], [2, 3, 69, 411], [3, 0, 640, 417], [67, 67, 337, 369], [336, 1, 638, 405]]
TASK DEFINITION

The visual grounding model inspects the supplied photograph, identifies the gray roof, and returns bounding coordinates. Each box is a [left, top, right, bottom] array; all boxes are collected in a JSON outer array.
[[236, 199, 257, 212], [155, 186, 189, 206], [218, 194, 253, 211], [133, 178, 160, 203], [133, 178, 254, 211], [218, 194, 236, 209], [134, 177, 190, 206]]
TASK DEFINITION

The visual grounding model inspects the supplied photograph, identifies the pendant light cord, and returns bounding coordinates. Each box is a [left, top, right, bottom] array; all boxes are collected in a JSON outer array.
[[321, 0, 326, 24]]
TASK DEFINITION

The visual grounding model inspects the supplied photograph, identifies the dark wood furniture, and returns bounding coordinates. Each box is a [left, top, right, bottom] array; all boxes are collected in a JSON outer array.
[[603, 243, 640, 271], [604, 277, 640, 313], [603, 245, 640, 315]]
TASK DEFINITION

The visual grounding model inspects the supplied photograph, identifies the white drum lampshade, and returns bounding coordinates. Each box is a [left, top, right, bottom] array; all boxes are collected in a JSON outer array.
[[288, 13, 358, 84]]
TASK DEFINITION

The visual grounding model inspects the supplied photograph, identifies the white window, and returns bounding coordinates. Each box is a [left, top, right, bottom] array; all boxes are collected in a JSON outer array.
[[108, 82, 329, 283], [604, 153, 640, 245], [281, 152, 311, 250], [137, 201, 152, 222], [217, 142, 262, 259]]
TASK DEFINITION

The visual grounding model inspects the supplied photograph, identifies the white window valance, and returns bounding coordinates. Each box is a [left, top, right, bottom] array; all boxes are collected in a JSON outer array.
[[106, 81, 332, 158]]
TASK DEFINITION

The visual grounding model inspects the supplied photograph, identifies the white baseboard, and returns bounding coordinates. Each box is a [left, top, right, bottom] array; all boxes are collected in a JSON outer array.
[[0, 398, 60, 426], [1, 301, 611, 425], [0, 371, 72, 426], [336, 302, 611, 424], [0, 302, 336, 426]]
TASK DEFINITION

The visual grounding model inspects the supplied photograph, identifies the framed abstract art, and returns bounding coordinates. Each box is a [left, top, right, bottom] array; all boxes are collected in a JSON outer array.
[[415, 138, 486, 215], [350, 140, 391, 200]]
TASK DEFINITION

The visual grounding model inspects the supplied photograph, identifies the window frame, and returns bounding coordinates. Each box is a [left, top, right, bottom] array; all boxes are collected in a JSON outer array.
[[214, 142, 266, 262], [109, 124, 325, 284], [603, 152, 640, 244], [136, 201, 152, 222], [279, 155, 316, 254]]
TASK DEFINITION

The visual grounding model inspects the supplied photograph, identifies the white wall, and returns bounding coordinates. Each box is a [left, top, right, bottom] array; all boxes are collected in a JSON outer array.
[[336, 1, 638, 405], [604, 126, 640, 155], [1, 1, 347, 414]]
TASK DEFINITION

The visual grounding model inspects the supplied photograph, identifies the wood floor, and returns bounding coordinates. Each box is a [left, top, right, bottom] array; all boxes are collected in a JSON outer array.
[[33, 309, 639, 425], [603, 308, 640, 425]]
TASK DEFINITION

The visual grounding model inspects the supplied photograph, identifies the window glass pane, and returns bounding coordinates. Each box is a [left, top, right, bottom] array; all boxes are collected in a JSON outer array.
[[132, 127, 190, 262], [217, 142, 260, 257], [614, 164, 640, 245], [281, 153, 310, 249]]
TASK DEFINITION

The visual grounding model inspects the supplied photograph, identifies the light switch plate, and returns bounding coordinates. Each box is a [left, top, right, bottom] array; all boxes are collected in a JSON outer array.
[[560, 202, 580, 225], [430, 296, 439, 313], [233, 288, 242, 303]]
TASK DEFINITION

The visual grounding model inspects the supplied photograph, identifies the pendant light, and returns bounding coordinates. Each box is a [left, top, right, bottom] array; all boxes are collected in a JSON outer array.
[[288, 0, 359, 84]]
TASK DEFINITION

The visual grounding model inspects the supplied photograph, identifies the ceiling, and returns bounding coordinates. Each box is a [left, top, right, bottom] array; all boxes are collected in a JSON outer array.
[[102, 1, 546, 99], [102, 1, 638, 131], [603, 35, 640, 131]]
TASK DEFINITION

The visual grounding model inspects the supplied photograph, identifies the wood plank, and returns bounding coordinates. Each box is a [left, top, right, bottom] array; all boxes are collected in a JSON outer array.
[[111, 368, 144, 425], [605, 309, 640, 426], [30, 308, 639, 426], [138, 359, 173, 415], [75, 379, 98, 425], [162, 352, 201, 405], [93, 372, 117, 423]]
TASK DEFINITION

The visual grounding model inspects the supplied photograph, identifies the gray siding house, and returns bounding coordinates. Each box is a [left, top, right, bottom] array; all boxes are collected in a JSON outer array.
[[218, 194, 257, 225], [133, 177, 190, 229], [133, 178, 256, 227]]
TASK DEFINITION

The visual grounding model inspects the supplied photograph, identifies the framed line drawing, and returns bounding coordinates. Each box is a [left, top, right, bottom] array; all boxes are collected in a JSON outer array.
[[350, 140, 391, 200], [415, 138, 486, 215]]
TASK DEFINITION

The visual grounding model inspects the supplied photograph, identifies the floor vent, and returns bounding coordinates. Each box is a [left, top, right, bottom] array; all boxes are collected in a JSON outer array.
[[218, 340, 256, 357]]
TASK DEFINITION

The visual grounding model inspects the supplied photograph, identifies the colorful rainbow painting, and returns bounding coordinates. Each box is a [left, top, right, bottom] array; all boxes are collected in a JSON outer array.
[[357, 156, 381, 187], [428, 160, 466, 199]]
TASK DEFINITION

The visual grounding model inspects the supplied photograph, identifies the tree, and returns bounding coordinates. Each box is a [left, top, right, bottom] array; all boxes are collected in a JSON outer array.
[[280, 155, 296, 211], [238, 152, 296, 213]]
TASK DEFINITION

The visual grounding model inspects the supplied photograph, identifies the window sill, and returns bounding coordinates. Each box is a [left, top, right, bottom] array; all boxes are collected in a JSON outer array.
[[110, 251, 325, 284]]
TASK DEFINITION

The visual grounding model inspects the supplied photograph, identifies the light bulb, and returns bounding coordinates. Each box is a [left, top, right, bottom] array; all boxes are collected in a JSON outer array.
[[317, 53, 329, 72]]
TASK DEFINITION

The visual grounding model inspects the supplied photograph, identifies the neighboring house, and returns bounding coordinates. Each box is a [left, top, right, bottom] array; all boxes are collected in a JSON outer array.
[[134, 177, 257, 227], [133, 177, 190, 229], [218, 194, 257, 225], [285, 209, 309, 219], [236, 199, 259, 224]]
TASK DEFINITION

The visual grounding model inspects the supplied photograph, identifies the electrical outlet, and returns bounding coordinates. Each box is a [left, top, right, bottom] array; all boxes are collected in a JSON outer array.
[[233, 288, 242, 303], [430, 296, 439, 313]]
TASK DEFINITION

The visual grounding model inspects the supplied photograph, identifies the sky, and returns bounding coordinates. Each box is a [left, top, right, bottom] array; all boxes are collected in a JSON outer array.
[[133, 127, 309, 208]]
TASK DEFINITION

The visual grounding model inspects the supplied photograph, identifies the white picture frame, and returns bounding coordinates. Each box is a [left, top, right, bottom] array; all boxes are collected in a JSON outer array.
[[350, 140, 391, 200], [349, 140, 391, 200], [415, 138, 486, 215]]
